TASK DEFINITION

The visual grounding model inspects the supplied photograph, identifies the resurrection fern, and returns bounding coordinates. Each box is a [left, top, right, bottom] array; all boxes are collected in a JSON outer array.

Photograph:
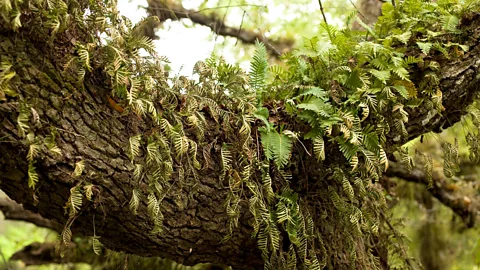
[[129, 189, 141, 215], [2, 0, 479, 269], [72, 159, 85, 177]]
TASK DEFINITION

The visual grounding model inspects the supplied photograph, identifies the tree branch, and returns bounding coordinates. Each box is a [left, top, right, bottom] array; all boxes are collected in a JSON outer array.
[[146, 0, 295, 57], [386, 162, 477, 228], [0, 198, 62, 232], [9, 242, 102, 266], [1, 4, 480, 269]]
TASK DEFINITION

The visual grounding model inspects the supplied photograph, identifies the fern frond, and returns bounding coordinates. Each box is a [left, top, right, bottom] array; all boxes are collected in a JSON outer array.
[[250, 41, 268, 99], [221, 144, 232, 180], [313, 135, 325, 161], [67, 187, 83, 218], [92, 236, 103, 255], [129, 134, 142, 161], [261, 130, 293, 168], [28, 162, 39, 189], [27, 143, 40, 162], [83, 184, 94, 201], [342, 177, 354, 201], [129, 189, 140, 215], [72, 159, 85, 177], [61, 226, 72, 248], [147, 192, 159, 220], [146, 140, 161, 165], [188, 139, 201, 170], [17, 105, 30, 138]]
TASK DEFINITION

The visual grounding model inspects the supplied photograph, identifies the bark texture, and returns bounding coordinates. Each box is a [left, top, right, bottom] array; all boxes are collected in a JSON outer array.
[[0, 9, 480, 270], [0, 26, 261, 269]]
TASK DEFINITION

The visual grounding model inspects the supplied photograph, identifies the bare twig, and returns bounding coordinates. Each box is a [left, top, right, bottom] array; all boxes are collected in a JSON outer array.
[[318, 0, 328, 25]]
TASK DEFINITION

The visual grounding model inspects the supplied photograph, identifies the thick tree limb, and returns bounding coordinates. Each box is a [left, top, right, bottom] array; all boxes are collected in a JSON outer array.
[[0, 198, 62, 232], [146, 0, 294, 57], [386, 162, 477, 227], [1, 7, 480, 270]]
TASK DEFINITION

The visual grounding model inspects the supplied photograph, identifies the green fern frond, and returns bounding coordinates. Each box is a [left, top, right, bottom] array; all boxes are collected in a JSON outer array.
[[133, 163, 143, 181], [442, 14, 459, 33], [147, 192, 159, 220], [66, 187, 83, 218], [129, 134, 142, 161], [188, 139, 201, 170], [250, 41, 268, 101], [342, 177, 354, 201], [83, 184, 94, 201], [17, 105, 30, 138], [27, 142, 40, 162], [221, 144, 232, 181], [28, 162, 39, 189], [399, 147, 414, 173], [92, 236, 103, 255], [61, 226, 72, 248], [261, 130, 293, 168], [313, 135, 325, 161], [44, 132, 62, 156], [261, 169, 275, 204], [379, 149, 388, 172], [72, 159, 85, 177], [146, 139, 161, 165], [129, 189, 140, 215]]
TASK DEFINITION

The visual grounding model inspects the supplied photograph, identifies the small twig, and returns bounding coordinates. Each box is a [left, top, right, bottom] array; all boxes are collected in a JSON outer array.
[[318, 0, 328, 25], [235, 11, 246, 46], [392, 0, 396, 7], [349, 0, 368, 22]]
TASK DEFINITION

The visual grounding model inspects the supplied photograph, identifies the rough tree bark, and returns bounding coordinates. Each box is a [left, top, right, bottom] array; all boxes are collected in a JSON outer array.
[[1, 7, 480, 270]]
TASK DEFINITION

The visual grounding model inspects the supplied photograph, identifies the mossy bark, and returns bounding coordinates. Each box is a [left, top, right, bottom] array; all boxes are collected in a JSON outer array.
[[0, 27, 262, 269], [1, 10, 480, 270]]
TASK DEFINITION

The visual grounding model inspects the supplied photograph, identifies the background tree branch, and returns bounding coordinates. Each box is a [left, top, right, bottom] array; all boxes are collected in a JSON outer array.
[[145, 0, 295, 57], [386, 162, 477, 227], [9, 242, 99, 266], [0, 198, 62, 232]]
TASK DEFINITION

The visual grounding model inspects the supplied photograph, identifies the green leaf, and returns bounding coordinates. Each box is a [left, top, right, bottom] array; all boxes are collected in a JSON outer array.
[[297, 87, 328, 100], [369, 69, 391, 84], [253, 107, 270, 128], [261, 130, 293, 168], [417, 42, 433, 54], [250, 41, 268, 101]]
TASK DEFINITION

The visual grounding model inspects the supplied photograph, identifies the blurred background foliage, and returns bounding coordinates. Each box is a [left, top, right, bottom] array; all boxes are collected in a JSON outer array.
[[2, 0, 480, 269]]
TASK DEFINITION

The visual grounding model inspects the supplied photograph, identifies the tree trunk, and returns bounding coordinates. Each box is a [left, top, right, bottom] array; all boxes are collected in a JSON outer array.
[[1, 7, 480, 270], [0, 27, 262, 269]]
